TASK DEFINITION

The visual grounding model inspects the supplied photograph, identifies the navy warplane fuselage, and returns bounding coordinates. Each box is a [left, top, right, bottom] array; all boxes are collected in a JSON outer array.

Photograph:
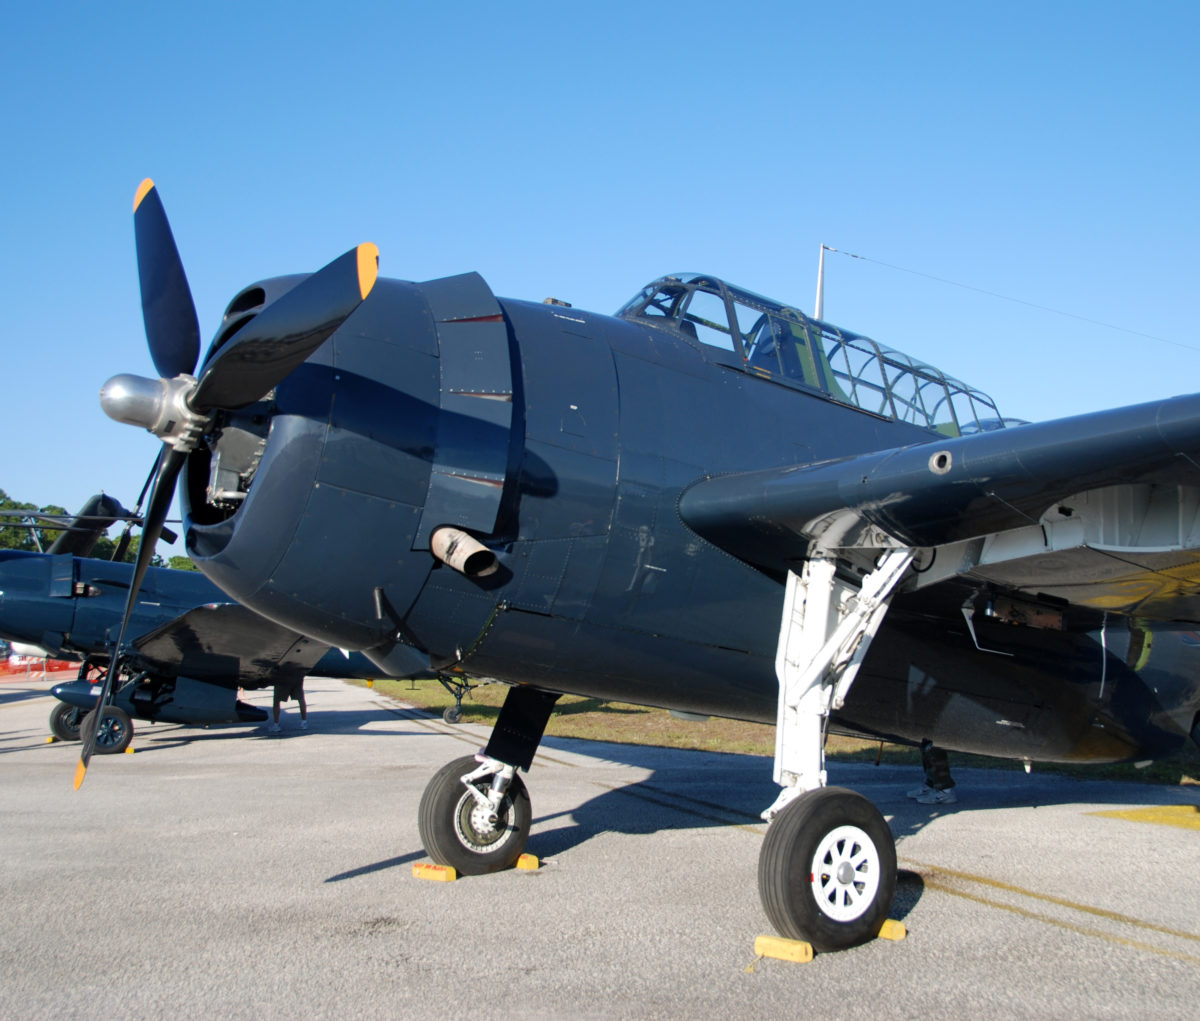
[[98, 181, 1200, 951]]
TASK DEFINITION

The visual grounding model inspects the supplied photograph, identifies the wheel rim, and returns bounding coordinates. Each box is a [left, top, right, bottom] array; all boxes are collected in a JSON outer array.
[[809, 824, 881, 923], [453, 789, 515, 853], [96, 713, 126, 748]]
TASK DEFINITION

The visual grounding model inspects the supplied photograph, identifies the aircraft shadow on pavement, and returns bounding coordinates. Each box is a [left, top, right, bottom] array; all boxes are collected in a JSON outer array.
[[528, 745, 1200, 861], [0, 685, 52, 708], [107, 701, 432, 754]]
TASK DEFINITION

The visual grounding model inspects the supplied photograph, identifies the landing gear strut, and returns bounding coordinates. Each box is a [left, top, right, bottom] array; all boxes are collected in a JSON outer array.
[[418, 754, 531, 873], [49, 702, 86, 742], [419, 685, 559, 873], [758, 548, 913, 949]]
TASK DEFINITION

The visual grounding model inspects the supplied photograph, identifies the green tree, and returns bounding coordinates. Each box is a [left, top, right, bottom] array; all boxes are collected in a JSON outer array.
[[0, 488, 179, 567], [0, 489, 67, 552]]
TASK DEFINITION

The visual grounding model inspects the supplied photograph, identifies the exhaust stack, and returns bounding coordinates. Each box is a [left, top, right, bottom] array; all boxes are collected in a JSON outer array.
[[431, 527, 499, 578]]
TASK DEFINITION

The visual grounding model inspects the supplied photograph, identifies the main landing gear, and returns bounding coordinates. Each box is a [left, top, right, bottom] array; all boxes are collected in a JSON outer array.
[[49, 660, 131, 747], [49, 702, 86, 742], [759, 786, 897, 951], [416, 548, 913, 952], [79, 705, 134, 755], [757, 549, 913, 951], [418, 686, 558, 874], [64, 656, 137, 755], [419, 754, 531, 873]]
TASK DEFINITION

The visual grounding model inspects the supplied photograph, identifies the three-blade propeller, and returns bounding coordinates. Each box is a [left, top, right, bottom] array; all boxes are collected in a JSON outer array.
[[76, 179, 379, 787]]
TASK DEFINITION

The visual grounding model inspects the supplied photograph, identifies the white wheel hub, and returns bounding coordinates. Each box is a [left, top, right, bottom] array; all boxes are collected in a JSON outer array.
[[809, 823, 881, 922]]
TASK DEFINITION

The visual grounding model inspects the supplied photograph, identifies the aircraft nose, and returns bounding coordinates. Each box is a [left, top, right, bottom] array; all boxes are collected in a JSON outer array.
[[184, 273, 509, 660]]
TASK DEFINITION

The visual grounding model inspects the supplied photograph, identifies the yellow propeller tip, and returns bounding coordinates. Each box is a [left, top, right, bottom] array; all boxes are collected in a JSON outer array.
[[357, 242, 379, 301], [73, 760, 87, 790], [133, 178, 156, 213]]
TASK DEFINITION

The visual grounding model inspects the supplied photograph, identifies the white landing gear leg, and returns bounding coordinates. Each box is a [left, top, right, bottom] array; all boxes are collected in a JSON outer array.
[[758, 547, 912, 951]]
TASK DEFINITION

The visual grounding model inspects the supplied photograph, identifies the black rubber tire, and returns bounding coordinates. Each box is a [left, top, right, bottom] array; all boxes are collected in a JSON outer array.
[[443, 705, 463, 724], [758, 786, 896, 952], [49, 702, 86, 742], [418, 755, 530, 875], [80, 705, 134, 755]]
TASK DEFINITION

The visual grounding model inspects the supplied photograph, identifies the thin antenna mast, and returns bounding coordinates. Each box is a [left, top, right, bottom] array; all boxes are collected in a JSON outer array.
[[814, 244, 827, 320]]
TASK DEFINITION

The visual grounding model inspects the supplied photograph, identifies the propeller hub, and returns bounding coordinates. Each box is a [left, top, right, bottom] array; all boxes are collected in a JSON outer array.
[[100, 372, 209, 452]]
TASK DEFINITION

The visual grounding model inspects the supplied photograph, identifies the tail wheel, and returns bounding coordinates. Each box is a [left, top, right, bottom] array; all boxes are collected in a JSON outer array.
[[758, 786, 896, 952], [418, 755, 530, 874], [80, 706, 134, 755], [49, 703, 86, 742]]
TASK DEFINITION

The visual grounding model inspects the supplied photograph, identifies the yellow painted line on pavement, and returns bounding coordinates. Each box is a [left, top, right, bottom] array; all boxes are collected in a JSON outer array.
[[903, 858, 1200, 964], [920, 876, 1200, 966], [1088, 804, 1200, 830]]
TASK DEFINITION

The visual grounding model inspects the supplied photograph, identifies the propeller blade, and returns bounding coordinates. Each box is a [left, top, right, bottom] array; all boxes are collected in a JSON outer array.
[[190, 243, 379, 412], [134, 179, 200, 379], [75, 446, 185, 788]]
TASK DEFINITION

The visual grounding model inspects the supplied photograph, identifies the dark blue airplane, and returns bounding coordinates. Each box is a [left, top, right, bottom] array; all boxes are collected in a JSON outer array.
[[0, 501, 380, 751], [90, 179, 1200, 951]]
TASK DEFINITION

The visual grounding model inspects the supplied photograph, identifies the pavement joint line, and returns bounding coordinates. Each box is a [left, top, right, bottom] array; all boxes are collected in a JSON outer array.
[[903, 857, 1200, 949]]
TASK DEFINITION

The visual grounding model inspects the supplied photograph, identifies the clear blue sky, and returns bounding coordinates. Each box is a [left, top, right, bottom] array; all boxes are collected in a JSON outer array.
[[3, 1, 1198, 527]]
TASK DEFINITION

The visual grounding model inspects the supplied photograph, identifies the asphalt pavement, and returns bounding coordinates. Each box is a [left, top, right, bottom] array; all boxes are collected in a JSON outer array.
[[2, 674, 1199, 1019]]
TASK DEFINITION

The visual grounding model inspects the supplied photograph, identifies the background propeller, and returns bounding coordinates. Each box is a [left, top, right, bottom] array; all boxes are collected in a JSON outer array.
[[76, 179, 379, 787]]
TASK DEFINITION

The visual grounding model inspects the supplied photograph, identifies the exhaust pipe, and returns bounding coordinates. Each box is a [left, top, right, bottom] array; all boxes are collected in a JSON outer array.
[[431, 527, 499, 578]]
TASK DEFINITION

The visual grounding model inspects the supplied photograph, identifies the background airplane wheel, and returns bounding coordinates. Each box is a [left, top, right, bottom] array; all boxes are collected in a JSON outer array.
[[442, 705, 463, 724], [758, 786, 896, 952], [49, 703, 86, 742], [80, 706, 134, 755], [418, 755, 530, 875]]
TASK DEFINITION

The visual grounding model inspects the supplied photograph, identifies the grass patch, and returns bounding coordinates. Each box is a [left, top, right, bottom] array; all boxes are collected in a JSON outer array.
[[350, 677, 1200, 786]]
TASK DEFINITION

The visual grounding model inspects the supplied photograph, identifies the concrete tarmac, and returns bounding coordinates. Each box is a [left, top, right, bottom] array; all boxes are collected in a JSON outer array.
[[2, 675, 1199, 1019]]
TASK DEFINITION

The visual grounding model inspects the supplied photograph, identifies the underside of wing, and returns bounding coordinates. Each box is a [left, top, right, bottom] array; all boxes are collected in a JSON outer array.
[[679, 393, 1200, 621], [131, 603, 330, 686]]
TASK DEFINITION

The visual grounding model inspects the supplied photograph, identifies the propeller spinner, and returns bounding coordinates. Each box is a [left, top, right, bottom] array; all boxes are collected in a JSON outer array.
[[77, 179, 379, 787]]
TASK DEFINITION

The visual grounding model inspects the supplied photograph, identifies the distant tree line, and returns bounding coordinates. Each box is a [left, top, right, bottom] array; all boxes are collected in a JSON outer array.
[[0, 488, 197, 570]]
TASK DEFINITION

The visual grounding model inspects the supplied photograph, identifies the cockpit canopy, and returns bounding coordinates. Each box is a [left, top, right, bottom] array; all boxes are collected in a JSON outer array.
[[617, 273, 1011, 437]]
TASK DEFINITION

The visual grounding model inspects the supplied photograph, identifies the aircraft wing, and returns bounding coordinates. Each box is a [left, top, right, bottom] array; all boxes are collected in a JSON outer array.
[[679, 393, 1200, 620], [129, 604, 330, 687]]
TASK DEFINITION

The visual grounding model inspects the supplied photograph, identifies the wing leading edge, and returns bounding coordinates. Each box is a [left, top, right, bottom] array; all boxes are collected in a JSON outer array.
[[679, 392, 1200, 620]]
